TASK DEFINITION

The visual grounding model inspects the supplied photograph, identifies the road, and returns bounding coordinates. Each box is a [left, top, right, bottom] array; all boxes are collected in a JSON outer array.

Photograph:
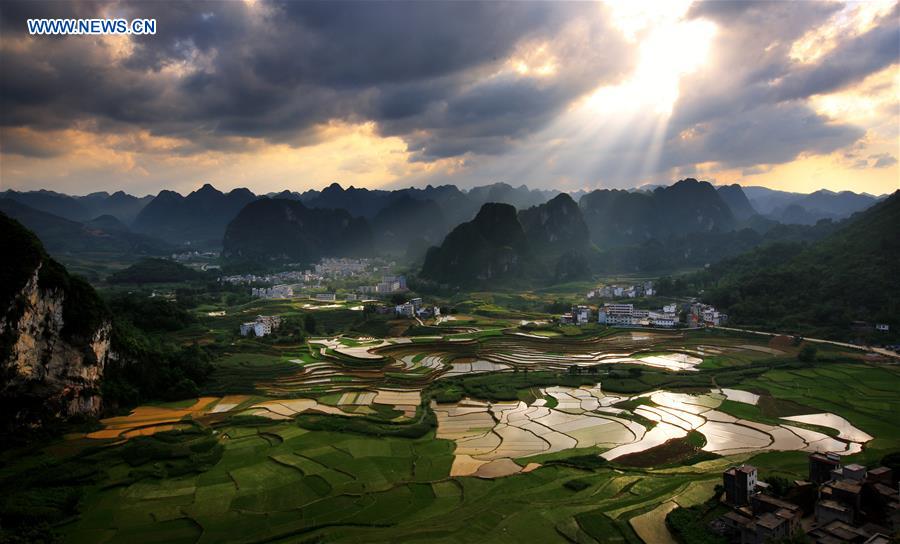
[[712, 326, 900, 360]]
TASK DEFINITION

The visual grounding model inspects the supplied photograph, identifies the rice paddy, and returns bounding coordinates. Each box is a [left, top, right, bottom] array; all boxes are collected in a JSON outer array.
[[432, 383, 873, 474], [14, 326, 899, 544]]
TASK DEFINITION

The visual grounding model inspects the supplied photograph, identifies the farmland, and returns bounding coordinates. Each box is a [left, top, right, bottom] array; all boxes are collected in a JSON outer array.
[[3, 316, 899, 544]]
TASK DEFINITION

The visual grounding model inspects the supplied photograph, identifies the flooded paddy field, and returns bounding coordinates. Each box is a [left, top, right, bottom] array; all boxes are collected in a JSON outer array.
[[11, 329, 899, 544]]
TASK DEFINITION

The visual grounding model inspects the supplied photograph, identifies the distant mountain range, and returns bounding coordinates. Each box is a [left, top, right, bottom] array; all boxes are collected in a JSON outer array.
[[132, 184, 258, 247], [0, 189, 153, 224], [742, 186, 883, 225], [222, 198, 372, 265], [579, 179, 739, 247], [2, 181, 887, 278], [0, 198, 171, 258]]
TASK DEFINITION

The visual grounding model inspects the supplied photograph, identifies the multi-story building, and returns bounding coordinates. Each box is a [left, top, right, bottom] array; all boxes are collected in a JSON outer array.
[[598, 303, 635, 325], [572, 305, 592, 325], [382, 275, 407, 290], [239, 315, 282, 337], [724, 465, 758, 506], [648, 311, 677, 328], [809, 452, 842, 484], [251, 284, 294, 299], [740, 511, 794, 544]]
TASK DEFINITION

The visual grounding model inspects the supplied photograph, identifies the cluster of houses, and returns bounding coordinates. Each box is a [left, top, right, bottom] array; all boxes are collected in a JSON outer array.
[[690, 302, 729, 327], [358, 275, 408, 295], [394, 297, 440, 319], [239, 315, 282, 337], [587, 281, 656, 299], [311, 293, 363, 302], [717, 455, 898, 543], [559, 305, 594, 325], [251, 285, 294, 299], [597, 303, 680, 328], [221, 270, 314, 286], [559, 301, 726, 329], [313, 257, 370, 277]]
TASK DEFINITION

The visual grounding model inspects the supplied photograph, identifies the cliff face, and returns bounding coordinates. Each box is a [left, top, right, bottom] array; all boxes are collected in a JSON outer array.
[[2, 265, 111, 419], [1, 212, 112, 429]]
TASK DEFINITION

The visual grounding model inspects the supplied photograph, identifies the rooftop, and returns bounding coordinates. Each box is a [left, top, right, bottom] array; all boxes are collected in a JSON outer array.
[[754, 493, 801, 512], [830, 479, 863, 494], [755, 512, 786, 530], [818, 499, 851, 513]]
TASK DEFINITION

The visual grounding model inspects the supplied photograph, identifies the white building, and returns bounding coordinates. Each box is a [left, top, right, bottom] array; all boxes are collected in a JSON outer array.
[[315, 293, 337, 302], [240, 315, 282, 337], [251, 284, 294, 299], [395, 303, 415, 317], [599, 303, 679, 328], [598, 303, 634, 325], [701, 308, 727, 326], [648, 311, 677, 328], [572, 305, 592, 325], [382, 275, 407, 290]]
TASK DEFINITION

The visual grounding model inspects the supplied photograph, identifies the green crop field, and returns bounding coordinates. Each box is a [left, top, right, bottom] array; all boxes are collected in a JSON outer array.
[[3, 321, 898, 544]]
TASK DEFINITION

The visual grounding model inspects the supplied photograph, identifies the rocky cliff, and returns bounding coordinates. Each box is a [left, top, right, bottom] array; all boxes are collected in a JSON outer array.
[[1, 213, 111, 430]]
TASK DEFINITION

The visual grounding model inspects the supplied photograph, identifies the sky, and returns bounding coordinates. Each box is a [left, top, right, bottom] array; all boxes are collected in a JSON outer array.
[[0, 0, 897, 197]]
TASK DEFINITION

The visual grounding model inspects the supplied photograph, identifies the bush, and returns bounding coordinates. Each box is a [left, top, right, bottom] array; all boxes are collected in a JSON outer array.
[[563, 479, 591, 492], [544, 455, 607, 471], [798, 345, 818, 362], [296, 404, 435, 439]]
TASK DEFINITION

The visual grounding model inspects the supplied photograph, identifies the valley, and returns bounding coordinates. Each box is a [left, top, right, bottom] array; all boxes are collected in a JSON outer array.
[[4, 291, 898, 543]]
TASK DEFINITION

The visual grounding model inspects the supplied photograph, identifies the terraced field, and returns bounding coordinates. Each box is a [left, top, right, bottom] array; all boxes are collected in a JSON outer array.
[[203, 329, 788, 398], [432, 385, 872, 478], [13, 328, 898, 544]]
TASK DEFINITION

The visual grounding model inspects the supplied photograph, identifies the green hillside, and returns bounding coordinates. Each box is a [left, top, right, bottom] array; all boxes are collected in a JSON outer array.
[[696, 191, 899, 340]]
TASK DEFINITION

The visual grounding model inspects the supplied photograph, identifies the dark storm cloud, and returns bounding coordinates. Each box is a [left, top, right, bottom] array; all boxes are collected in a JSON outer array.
[[771, 4, 900, 102], [1, 0, 896, 178], [655, 0, 898, 171], [663, 103, 864, 169], [0, 0, 630, 158]]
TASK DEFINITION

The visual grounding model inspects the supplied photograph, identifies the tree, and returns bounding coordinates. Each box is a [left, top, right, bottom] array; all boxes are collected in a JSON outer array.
[[798, 344, 817, 362], [764, 476, 792, 498], [303, 314, 317, 334], [881, 451, 900, 485]]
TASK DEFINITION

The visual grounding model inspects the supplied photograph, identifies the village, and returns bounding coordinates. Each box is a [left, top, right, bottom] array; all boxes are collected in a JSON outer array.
[[718, 454, 898, 543], [558, 281, 727, 329]]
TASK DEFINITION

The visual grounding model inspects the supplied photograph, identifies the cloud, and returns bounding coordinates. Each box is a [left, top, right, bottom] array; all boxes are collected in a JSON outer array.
[[870, 153, 898, 168], [0, 0, 631, 160], [0, 0, 897, 195]]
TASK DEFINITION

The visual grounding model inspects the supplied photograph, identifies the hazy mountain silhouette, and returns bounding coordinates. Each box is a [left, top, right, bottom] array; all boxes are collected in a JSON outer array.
[[222, 197, 372, 265], [132, 184, 257, 246]]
